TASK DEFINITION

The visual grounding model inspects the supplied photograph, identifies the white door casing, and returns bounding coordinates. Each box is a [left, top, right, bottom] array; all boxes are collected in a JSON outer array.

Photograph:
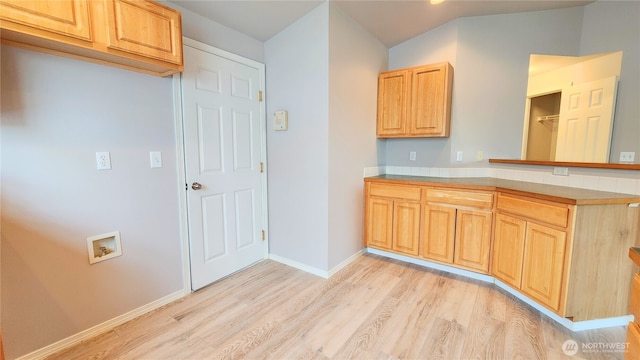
[[181, 40, 267, 291], [555, 76, 618, 163]]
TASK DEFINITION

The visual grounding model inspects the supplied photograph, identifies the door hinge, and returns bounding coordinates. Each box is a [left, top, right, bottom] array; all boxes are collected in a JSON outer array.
[[260, 162, 264, 173], [261, 230, 265, 241], [258, 91, 263, 102]]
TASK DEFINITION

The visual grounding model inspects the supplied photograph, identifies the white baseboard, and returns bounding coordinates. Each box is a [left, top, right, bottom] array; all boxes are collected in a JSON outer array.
[[328, 249, 365, 278], [269, 254, 330, 278], [366, 248, 494, 283], [16, 289, 189, 360], [367, 248, 632, 332], [494, 279, 632, 331], [269, 250, 364, 280]]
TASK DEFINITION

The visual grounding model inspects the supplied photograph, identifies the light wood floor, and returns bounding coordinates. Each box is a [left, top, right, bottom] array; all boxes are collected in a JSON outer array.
[[48, 253, 627, 360]]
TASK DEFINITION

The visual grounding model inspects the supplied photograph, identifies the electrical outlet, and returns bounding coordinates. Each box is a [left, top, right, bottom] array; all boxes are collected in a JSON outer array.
[[552, 167, 569, 176], [456, 151, 463, 162], [409, 151, 416, 161], [620, 152, 635, 163], [96, 152, 111, 170]]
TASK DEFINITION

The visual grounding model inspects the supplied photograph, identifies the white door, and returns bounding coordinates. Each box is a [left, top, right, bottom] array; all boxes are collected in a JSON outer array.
[[555, 76, 618, 162], [181, 41, 267, 291]]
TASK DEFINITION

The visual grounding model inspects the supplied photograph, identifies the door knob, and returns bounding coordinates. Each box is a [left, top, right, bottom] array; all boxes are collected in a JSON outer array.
[[191, 182, 203, 190]]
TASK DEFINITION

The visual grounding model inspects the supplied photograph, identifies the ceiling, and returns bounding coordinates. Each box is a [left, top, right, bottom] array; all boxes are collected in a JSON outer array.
[[169, 0, 594, 48]]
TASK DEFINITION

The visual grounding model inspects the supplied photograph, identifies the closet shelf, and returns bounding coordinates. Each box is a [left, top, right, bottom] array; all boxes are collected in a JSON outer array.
[[537, 114, 559, 122]]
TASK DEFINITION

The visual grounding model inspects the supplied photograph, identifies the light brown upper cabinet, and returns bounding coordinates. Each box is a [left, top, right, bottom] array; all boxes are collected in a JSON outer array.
[[0, 0, 93, 42], [377, 62, 453, 138], [0, 0, 183, 76]]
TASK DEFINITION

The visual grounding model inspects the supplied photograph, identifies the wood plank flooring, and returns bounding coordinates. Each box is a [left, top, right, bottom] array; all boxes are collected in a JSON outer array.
[[47, 254, 628, 359]]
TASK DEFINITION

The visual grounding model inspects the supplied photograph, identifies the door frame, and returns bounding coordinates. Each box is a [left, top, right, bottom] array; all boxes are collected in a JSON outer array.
[[172, 37, 269, 293]]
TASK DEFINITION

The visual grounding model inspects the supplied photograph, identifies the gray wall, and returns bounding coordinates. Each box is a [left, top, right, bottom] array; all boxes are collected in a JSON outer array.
[[1, 4, 265, 358], [385, 2, 639, 167], [265, 2, 387, 272], [1, 47, 182, 359], [327, 4, 387, 270], [265, 3, 331, 271]]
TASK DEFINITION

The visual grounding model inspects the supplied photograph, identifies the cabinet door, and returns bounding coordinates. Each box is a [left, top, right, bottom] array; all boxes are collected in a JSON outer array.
[[377, 69, 410, 137], [421, 205, 455, 264], [492, 213, 526, 288], [365, 197, 394, 250], [409, 63, 453, 137], [521, 222, 567, 312], [454, 209, 492, 273], [105, 0, 183, 65], [627, 322, 640, 360], [0, 0, 92, 41], [392, 201, 421, 256]]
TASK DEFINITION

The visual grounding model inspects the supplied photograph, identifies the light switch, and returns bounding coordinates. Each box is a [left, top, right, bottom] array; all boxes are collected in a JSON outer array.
[[150, 151, 162, 168]]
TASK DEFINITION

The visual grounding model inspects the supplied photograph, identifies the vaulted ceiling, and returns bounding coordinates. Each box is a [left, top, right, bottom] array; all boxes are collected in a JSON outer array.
[[169, 0, 594, 47]]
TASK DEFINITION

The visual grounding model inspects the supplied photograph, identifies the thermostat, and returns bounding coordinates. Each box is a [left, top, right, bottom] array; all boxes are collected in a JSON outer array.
[[273, 110, 288, 131]]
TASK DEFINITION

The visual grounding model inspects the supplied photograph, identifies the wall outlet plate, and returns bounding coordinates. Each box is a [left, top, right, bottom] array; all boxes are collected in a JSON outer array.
[[552, 167, 569, 176], [96, 152, 111, 170], [620, 152, 635, 163]]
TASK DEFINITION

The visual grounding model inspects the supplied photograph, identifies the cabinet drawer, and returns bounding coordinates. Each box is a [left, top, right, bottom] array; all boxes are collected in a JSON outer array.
[[497, 194, 569, 228], [627, 321, 640, 360], [631, 273, 640, 325], [369, 183, 421, 201], [426, 189, 493, 209]]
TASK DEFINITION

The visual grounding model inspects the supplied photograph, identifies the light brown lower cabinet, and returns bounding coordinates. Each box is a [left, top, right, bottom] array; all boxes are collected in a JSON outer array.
[[421, 205, 456, 263], [492, 213, 526, 288], [365, 183, 493, 274], [391, 201, 421, 256], [492, 212, 567, 312], [365, 183, 421, 256], [421, 206, 492, 273], [421, 189, 493, 273], [493, 193, 640, 321], [364, 180, 639, 322]]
